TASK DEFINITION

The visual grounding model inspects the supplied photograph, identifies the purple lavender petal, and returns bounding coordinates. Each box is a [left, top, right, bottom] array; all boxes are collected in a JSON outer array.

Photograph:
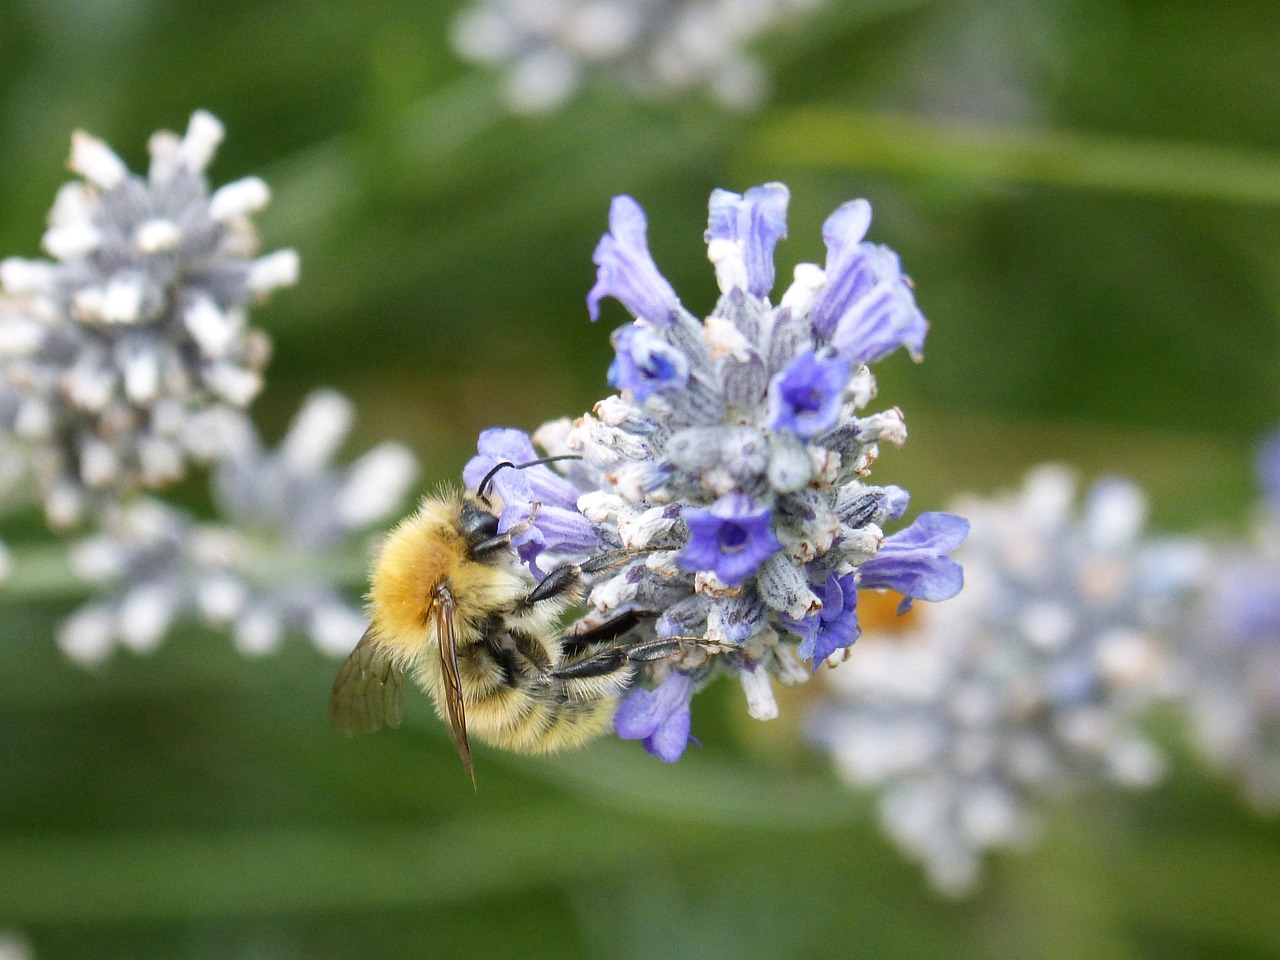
[[463, 428, 597, 577], [858, 512, 969, 608], [677, 493, 782, 587], [500, 502, 598, 553], [705, 183, 790, 298], [1258, 432, 1280, 507], [764, 350, 850, 440], [809, 199, 927, 364], [463, 428, 535, 502], [809, 199, 874, 339], [883, 485, 911, 521], [608, 323, 690, 401], [784, 571, 861, 667], [588, 195, 681, 326], [615, 671, 696, 762], [463, 428, 579, 511], [829, 264, 929, 366], [646, 701, 693, 762]]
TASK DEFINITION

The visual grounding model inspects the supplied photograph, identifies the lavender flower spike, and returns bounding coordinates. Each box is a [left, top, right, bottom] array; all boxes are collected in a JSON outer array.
[[0, 110, 296, 527], [705, 183, 789, 298], [449, 0, 827, 114], [587, 196, 681, 326], [547, 184, 963, 758], [858, 511, 969, 611], [614, 671, 697, 762]]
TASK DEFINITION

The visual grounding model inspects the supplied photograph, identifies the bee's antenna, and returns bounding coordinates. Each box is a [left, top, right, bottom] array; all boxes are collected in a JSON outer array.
[[476, 455, 583, 503]]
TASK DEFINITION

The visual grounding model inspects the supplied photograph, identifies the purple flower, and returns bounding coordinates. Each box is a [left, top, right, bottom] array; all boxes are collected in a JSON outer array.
[[1258, 432, 1280, 508], [462, 428, 598, 576], [784, 571, 861, 667], [764, 350, 850, 440], [705, 183, 790, 298], [608, 323, 690, 401], [858, 512, 969, 612], [809, 200, 927, 365], [677, 493, 782, 587], [588, 195, 681, 326], [1216, 567, 1280, 642], [884, 485, 911, 521], [614, 671, 696, 762]]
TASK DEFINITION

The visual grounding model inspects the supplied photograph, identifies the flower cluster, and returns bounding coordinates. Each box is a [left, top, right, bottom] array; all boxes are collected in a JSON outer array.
[[808, 467, 1201, 895], [58, 390, 416, 665], [467, 183, 966, 762], [451, 0, 824, 113], [1177, 435, 1280, 810], [0, 111, 297, 528]]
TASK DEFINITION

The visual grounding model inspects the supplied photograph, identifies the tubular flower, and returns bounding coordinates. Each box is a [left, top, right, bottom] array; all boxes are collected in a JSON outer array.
[[0, 111, 297, 528], [489, 183, 965, 758], [614, 670, 697, 761], [677, 493, 781, 587], [463, 427, 601, 578], [808, 467, 1202, 896]]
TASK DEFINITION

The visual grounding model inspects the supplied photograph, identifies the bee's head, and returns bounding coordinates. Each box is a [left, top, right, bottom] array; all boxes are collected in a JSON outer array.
[[459, 500, 500, 546], [466, 454, 582, 562]]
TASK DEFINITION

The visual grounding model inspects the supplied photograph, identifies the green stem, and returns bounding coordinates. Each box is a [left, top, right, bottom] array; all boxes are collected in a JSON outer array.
[[749, 107, 1280, 205]]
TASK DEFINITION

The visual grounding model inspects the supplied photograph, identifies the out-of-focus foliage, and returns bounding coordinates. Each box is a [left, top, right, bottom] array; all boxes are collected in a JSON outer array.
[[1, 0, 1279, 957]]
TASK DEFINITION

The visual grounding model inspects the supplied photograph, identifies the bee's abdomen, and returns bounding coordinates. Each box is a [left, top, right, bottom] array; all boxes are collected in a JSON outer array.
[[462, 683, 619, 754], [449, 632, 620, 754]]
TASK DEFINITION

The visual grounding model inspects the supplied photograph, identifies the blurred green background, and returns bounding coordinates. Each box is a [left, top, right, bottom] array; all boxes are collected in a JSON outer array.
[[2, 0, 1279, 957]]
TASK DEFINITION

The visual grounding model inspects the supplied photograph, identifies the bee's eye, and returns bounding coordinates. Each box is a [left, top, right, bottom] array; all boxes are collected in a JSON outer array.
[[461, 506, 500, 541]]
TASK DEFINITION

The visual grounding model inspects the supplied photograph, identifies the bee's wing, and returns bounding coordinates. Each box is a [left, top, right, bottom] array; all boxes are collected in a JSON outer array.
[[329, 627, 405, 736], [435, 593, 476, 786]]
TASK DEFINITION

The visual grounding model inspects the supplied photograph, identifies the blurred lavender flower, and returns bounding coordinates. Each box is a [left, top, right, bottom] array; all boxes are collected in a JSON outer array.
[[451, 0, 825, 114], [59, 390, 416, 664], [210, 389, 418, 656], [0, 338, 31, 582], [1178, 435, 1280, 810], [0, 931, 33, 960], [57, 497, 221, 666], [0, 111, 297, 529], [808, 467, 1201, 896], [498, 183, 963, 760]]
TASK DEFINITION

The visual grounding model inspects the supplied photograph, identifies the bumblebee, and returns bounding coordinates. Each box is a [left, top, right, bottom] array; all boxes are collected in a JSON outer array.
[[330, 459, 710, 784]]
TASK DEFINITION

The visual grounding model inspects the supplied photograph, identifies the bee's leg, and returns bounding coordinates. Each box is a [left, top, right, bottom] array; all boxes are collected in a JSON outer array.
[[548, 635, 731, 681], [522, 549, 636, 606], [562, 608, 659, 652]]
